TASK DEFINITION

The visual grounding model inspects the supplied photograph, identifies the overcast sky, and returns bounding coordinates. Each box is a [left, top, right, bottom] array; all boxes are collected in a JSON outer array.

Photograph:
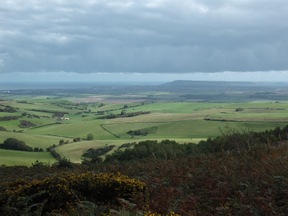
[[1, 0, 288, 82]]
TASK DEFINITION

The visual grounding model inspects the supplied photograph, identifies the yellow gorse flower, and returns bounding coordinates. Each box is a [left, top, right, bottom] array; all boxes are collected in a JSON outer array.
[[2, 172, 147, 211]]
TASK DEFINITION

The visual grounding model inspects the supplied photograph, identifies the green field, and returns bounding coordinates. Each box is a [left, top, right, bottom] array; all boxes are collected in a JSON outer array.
[[0, 149, 56, 166], [1, 92, 288, 165]]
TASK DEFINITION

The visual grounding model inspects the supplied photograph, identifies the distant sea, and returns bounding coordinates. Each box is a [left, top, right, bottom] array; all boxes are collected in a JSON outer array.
[[0, 82, 160, 90]]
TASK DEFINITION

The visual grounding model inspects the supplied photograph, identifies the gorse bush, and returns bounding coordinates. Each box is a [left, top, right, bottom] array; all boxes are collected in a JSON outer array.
[[0, 172, 146, 215]]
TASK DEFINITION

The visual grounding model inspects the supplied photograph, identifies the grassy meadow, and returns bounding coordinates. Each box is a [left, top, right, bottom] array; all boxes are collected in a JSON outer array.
[[0, 149, 56, 166], [1, 90, 288, 165]]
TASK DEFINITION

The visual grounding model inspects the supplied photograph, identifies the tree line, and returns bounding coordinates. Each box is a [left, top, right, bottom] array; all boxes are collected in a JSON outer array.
[[0, 138, 44, 152], [82, 125, 288, 164]]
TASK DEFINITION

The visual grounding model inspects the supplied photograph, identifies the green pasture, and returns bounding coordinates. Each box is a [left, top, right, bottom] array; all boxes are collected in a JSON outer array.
[[101, 122, 163, 139], [14, 96, 74, 104], [205, 103, 288, 122], [0, 117, 59, 132], [223, 101, 288, 110], [124, 102, 224, 114], [0, 112, 21, 117], [56, 140, 126, 163], [1, 96, 288, 165], [27, 119, 115, 140], [102, 119, 288, 140], [0, 131, 66, 149], [129, 101, 288, 114], [97, 103, 128, 112], [0, 149, 56, 166], [18, 101, 288, 142], [208, 111, 288, 121], [1, 100, 78, 123], [56, 138, 202, 163], [0, 119, 21, 131]]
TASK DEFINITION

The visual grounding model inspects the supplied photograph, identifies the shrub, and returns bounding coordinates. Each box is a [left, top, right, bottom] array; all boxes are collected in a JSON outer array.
[[50, 148, 62, 160], [0, 116, 20, 121], [105, 140, 191, 162], [86, 133, 94, 140], [31, 160, 50, 168], [0, 105, 17, 113], [73, 137, 81, 142], [0, 138, 33, 151], [0, 172, 146, 214], [0, 126, 7, 131], [19, 120, 36, 128], [55, 157, 74, 169], [127, 129, 148, 136]]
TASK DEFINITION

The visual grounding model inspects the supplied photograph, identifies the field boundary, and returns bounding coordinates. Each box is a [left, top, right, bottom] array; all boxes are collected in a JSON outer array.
[[100, 124, 120, 138]]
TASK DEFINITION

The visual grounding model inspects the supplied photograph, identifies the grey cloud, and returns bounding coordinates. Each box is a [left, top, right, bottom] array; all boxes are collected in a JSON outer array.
[[0, 0, 288, 73]]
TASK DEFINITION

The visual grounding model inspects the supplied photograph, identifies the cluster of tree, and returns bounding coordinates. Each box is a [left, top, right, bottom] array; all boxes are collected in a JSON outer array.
[[45, 140, 74, 168], [33, 147, 44, 152], [52, 112, 68, 118], [127, 129, 148, 136], [0, 105, 17, 113], [0, 126, 7, 131], [204, 117, 238, 122], [199, 125, 288, 153], [98, 102, 105, 107], [92, 102, 149, 117], [86, 133, 94, 140], [73, 137, 81, 142], [235, 107, 244, 112], [120, 102, 153, 109], [82, 145, 115, 164], [28, 109, 69, 115], [59, 139, 70, 145], [17, 100, 32, 104], [97, 111, 150, 119], [104, 140, 192, 162], [86, 125, 288, 163], [95, 111, 105, 115], [21, 112, 41, 118], [97, 113, 118, 119], [47, 144, 62, 160], [0, 138, 43, 152], [118, 142, 135, 149], [47, 136, 93, 163], [19, 120, 36, 128], [0, 116, 20, 121]]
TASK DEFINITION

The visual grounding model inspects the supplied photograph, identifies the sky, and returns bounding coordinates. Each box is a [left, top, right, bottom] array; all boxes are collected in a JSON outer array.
[[1, 0, 288, 83]]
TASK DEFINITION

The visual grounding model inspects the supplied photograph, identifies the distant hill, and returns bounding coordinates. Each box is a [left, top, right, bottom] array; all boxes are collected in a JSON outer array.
[[2, 80, 288, 102], [161, 80, 288, 92], [158, 80, 288, 102], [162, 80, 287, 88]]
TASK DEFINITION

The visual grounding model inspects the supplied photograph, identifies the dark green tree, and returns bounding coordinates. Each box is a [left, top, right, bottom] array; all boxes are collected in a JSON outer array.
[[87, 133, 94, 141], [0, 138, 33, 151]]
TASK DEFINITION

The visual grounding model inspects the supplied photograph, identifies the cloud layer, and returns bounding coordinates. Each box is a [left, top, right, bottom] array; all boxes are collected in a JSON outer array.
[[1, 0, 288, 73]]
